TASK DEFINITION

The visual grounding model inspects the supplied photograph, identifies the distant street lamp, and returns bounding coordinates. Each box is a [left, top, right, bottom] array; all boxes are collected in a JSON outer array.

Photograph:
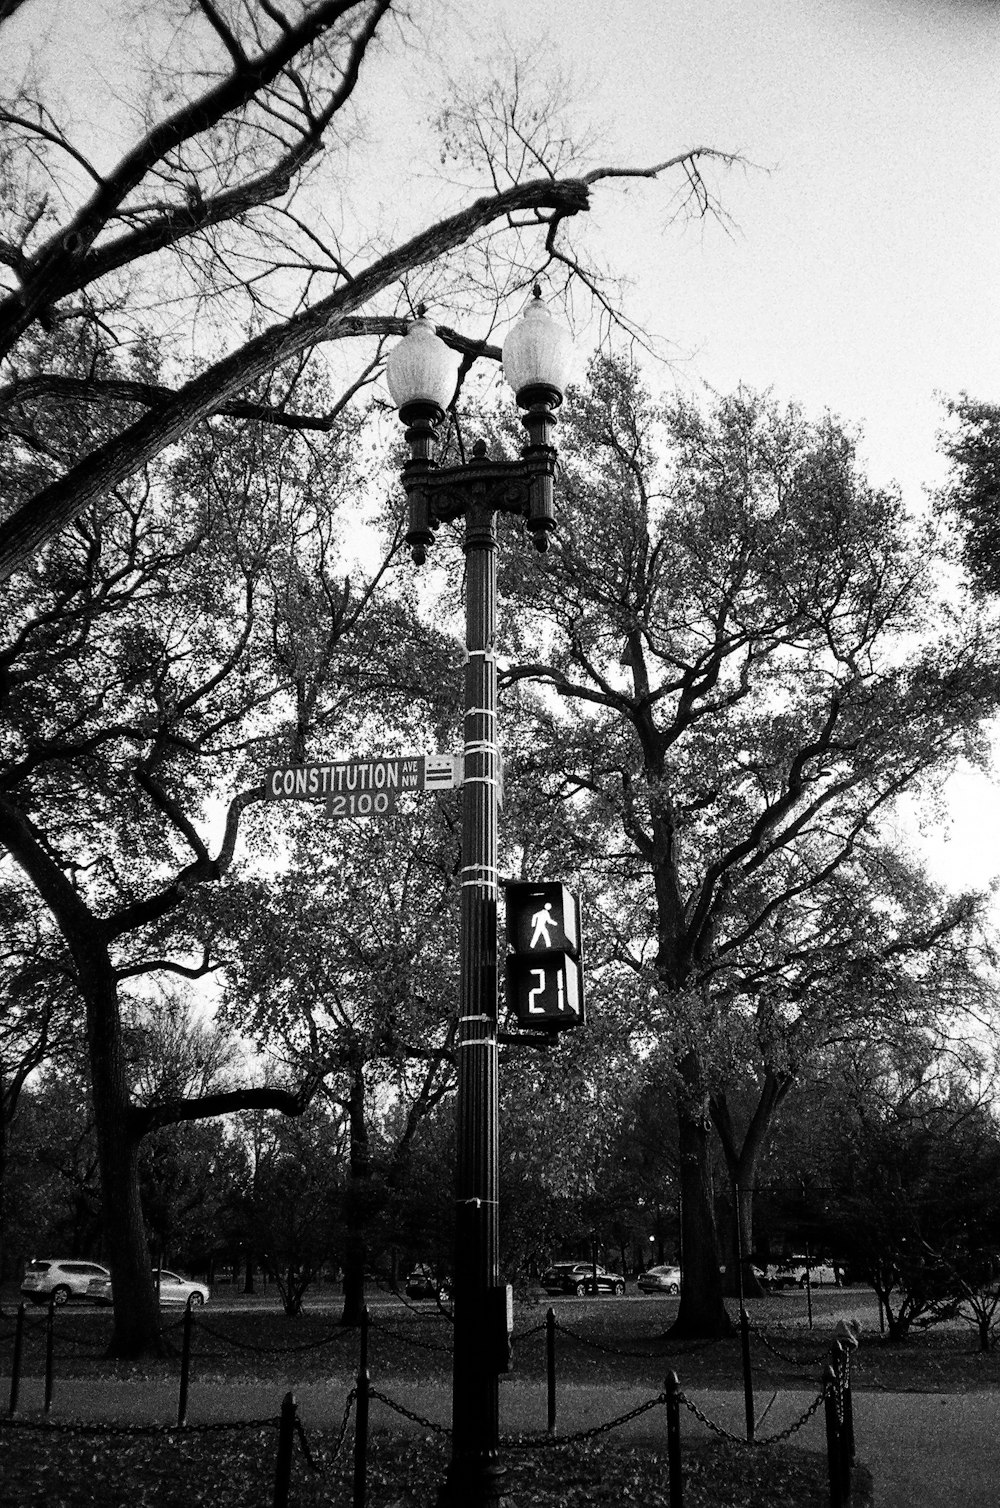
[[386, 289, 573, 1507]]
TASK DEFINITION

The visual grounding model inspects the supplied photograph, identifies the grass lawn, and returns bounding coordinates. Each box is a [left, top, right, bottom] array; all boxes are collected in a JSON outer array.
[[4, 1284, 985, 1505]]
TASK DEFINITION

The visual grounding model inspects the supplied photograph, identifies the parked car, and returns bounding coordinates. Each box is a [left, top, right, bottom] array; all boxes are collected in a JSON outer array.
[[764, 1257, 840, 1289], [637, 1264, 682, 1295], [86, 1270, 210, 1307], [404, 1265, 451, 1302], [20, 1258, 111, 1306], [541, 1262, 626, 1297]]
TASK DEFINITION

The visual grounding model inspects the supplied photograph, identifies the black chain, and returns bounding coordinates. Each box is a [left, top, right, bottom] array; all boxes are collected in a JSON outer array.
[[294, 1411, 319, 1472], [748, 1325, 826, 1384], [190, 1315, 355, 1355], [676, 1385, 827, 1448], [330, 1387, 358, 1462], [283, 1386, 359, 1478], [513, 1321, 547, 1341], [758, 1389, 828, 1445], [505, 1391, 668, 1449], [368, 1283, 455, 1324], [552, 1318, 664, 1360], [367, 1386, 452, 1436]]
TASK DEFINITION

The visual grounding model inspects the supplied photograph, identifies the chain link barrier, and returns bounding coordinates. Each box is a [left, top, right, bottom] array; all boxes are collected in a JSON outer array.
[[367, 1280, 455, 1325], [328, 1385, 358, 1463], [368, 1385, 452, 1436], [513, 1319, 547, 1342], [189, 1314, 356, 1356], [745, 1319, 829, 1384], [550, 1316, 666, 1360], [676, 1381, 828, 1448], [505, 1390, 670, 1449], [2, 1292, 858, 1503]]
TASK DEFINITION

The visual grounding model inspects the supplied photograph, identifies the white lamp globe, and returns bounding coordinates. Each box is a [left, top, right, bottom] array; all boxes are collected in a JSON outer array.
[[501, 289, 574, 402], [385, 316, 460, 412]]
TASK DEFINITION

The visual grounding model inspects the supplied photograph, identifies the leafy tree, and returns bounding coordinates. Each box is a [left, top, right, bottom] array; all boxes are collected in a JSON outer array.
[[706, 857, 993, 1297], [127, 987, 243, 1272], [5, 1063, 103, 1266], [494, 355, 1000, 1336], [220, 804, 462, 1323], [497, 992, 647, 1283], [0, 0, 736, 576], [809, 1042, 1000, 1344], [0, 876, 79, 1277], [0, 332, 441, 1354], [938, 395, 1000, 596], [235, 1102, 348, 1317]]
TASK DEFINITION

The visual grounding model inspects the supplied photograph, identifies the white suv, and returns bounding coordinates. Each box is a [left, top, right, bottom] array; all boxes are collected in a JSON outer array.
[[20, 1258, 112, 1306]]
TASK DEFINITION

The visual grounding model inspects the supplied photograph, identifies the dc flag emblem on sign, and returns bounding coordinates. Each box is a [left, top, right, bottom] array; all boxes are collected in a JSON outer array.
[[504, 881, 585, 1030]]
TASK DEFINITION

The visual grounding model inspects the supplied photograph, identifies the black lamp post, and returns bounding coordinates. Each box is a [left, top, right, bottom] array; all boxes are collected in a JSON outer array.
[[386, 290, 573, 1507]]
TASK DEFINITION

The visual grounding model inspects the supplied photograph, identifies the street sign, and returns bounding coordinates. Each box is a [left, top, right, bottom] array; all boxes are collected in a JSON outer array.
[[265, 753, 463, 806]]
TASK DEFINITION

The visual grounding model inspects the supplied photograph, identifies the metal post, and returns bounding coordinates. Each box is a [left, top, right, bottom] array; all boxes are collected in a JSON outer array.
[[274, 1391, 296, 1508], [353, 1367, 370, 1508], [8, 1302, 24, 1417], [44, 1293, 55, 1414], [665, 1371, 683, 1508], [733, 1183, 754, 1443], [440, 499, 503, 1506], [177, 1294, 194, 1426], [831, 1339, 851, 1501], [546, 1307, 556, 1434], [822, 1361, 840, 1508], [359, 1302, 369, 1380]]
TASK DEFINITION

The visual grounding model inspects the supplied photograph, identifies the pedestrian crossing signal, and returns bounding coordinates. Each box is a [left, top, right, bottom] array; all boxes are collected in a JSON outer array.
[[504, 881, 584, 1030]]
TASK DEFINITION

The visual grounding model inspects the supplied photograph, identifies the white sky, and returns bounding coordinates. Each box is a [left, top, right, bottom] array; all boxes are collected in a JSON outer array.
[[443, 0, 1000, 507], [4, 0, 1000, 896]]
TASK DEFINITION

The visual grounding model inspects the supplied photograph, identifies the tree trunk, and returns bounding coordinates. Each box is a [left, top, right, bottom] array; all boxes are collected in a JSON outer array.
[[340, 1067, 370, 1327], [711, 1071, 793, 1300], [0, 800, 163, 1355], [83, 949, 162, 1357], [0, 1076, 8, 1290], [668, 1058, 733, 1340], [723, 1183, 763, 1299]]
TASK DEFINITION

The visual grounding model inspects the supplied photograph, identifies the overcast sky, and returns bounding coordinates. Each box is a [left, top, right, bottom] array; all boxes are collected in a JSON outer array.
[[437, 0, 1000, 512]]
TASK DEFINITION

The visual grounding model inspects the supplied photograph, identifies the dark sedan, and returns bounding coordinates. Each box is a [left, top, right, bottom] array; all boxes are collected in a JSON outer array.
[[541, 1262, 626, 1297]]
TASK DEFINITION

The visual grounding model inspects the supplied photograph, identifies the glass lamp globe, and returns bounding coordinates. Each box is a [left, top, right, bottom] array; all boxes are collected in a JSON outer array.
[[385, 316, 460, 413], [501, 290, 574, 403]]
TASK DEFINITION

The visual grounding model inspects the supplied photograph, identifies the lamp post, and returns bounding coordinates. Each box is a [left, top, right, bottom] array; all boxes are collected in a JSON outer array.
[[386, 290, 572, 1507]]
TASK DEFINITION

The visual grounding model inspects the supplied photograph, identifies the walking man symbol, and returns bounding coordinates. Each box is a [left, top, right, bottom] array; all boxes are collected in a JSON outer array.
[[530, 902, 556, 949]]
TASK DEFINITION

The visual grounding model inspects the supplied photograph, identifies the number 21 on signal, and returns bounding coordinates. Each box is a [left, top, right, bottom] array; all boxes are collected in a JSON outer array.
[[528, 967, 564, 1015]]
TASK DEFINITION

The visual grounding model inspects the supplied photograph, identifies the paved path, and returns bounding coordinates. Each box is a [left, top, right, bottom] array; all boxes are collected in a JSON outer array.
[[4, 1375, 999, 1505]]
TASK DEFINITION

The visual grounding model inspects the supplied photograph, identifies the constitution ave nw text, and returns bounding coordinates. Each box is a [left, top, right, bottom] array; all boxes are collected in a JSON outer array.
[[265, 754, 461, 801]]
